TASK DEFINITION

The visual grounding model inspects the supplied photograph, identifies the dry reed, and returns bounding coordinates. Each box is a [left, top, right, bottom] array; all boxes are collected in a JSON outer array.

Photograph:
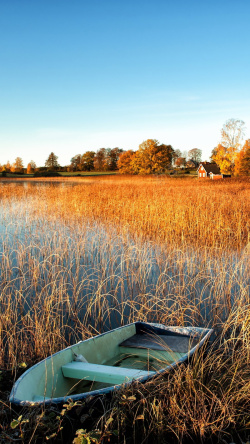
[[0, 176, 250, 443]]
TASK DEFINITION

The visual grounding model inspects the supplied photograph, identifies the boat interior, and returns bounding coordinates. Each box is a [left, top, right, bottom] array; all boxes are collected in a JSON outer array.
[[13, 323, 204, 403]]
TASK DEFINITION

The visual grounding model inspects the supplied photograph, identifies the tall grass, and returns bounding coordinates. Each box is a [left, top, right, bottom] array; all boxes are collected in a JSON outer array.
[[0, 176, 250, 443], [1, 176, 249, 249]]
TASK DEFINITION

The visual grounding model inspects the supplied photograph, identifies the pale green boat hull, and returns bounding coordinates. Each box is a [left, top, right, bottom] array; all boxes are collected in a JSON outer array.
[[9, 322, 212, 406]]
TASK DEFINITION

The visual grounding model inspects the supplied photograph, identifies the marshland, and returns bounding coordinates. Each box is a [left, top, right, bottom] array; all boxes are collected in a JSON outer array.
[[0, 175, 250, 443]]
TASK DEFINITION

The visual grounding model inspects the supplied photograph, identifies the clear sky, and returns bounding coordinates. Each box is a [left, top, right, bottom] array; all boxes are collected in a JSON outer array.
[[0, 0, 250, 167]]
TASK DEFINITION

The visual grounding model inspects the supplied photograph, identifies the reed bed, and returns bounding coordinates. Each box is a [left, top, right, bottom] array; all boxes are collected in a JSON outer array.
[[0, 176, 250, 443], [1, 176, 249, 249]]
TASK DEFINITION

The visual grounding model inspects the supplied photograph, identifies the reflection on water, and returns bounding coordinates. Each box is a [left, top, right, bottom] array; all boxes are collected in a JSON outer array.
[[0, 181, 249, 342]]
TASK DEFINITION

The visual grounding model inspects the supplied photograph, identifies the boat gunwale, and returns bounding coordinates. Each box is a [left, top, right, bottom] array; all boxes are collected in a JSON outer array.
[[9, 322, 213, 406]]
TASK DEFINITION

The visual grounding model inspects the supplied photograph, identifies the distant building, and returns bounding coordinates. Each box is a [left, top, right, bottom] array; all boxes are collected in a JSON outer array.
[[197, 162, 222, 179], [209, 172, 224, 180]]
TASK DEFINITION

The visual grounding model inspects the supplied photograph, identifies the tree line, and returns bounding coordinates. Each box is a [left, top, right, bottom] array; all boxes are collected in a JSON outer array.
[[0, 145, 202, 175], [0, 158, 37, 174], [0, 119, 249, 176]]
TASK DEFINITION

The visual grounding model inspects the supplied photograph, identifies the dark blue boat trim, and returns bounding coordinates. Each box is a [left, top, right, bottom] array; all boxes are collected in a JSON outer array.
[[9, 322, 213, 406], [135, 322, 193, 337]]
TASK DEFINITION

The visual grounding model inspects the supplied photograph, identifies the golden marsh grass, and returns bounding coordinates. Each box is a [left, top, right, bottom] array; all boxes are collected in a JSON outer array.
[[0, 175, 250, 443]]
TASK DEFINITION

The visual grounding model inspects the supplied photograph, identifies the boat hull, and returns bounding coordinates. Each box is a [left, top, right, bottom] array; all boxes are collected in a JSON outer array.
[[9, 322, 212, 406]]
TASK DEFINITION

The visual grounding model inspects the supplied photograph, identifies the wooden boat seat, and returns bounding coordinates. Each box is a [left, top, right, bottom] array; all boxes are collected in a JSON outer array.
[[119, 333, 198, 353], [62, 362, 154, 385]]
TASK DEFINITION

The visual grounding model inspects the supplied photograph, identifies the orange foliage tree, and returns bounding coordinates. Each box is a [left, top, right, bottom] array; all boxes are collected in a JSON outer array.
[[210, 144, 233, 174], [211, 119, 246, 174], [130, 139, 174, 175], [234, 139, 250, 176], [117, 150, 135, 174], [175, 157, 186, 168], [27, 161, 37, 174], [2, 161, 11, 173], [11, 157, 24, 173]]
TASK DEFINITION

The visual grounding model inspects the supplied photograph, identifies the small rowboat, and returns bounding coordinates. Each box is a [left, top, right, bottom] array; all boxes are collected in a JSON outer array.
[[9, 322, 213, 406]]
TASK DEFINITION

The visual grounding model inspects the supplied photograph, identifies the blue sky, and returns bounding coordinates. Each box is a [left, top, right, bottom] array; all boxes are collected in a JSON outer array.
[[0, 0, 250, 167]]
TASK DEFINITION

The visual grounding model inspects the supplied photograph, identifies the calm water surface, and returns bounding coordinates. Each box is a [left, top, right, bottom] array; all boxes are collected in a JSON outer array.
[[0, 181, 249, 333]]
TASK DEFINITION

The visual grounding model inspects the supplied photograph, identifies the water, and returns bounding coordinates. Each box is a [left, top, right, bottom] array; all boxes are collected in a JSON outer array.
[[0, 181, 249, 340]]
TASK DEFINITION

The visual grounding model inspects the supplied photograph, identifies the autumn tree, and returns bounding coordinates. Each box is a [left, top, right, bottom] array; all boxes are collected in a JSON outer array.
[[210, 144, 233, 174], [11, 157, 24, 173], [211, 119, 246, 174], [2, 161, 11, 173], [173, 149, 190, 167], [221, 118, 245, 150], [210, 147, 218, 162], [45, 152, 60, 170], [188, 148, 202, 163], [81, 151, 95, 171], [70, 154, 81, 171], [117, 150, 135, 174], [175, 157, 186, 168], [234, 139, 250, 176], [172, 149, 182, 165], [94, 148, 107, 171], [27, 161, 36, 174], [131, 139, 174, 175], [106, 148, 124, 170], [93, 148, 123, 171]]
